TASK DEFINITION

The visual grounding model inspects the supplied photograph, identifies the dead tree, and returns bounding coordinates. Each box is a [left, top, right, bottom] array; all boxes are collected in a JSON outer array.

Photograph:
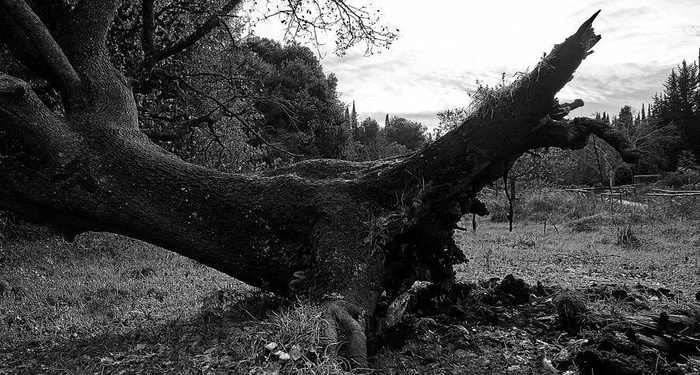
[[0, 2, 638, 366]]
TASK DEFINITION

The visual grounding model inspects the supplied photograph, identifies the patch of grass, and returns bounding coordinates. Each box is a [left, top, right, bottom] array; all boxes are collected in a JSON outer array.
[[651, 195, 700, 220], [0, 231, 251, 369], [488, 201, 510, 223], [567, 214, 606, 232], [0, 230, 359, 374], [482, 188, 603, 224], [616, 224, 641, 248], [460, 190, 700, 299]]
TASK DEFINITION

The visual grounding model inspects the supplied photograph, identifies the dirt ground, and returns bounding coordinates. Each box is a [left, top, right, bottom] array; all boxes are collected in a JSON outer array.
[[374, 276, 700, 375]]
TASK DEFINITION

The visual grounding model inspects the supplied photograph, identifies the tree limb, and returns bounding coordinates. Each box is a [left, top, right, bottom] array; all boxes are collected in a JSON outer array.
[[0, 74, 78, 162], [142, 0, 156, 63], [53, 0, 119, 61], [150, 0, 242, 66], [528, 117, 641, 163], [0, 0, 81, 92]]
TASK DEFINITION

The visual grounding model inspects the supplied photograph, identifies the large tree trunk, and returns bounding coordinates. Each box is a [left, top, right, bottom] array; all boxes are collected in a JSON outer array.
[[0, 3, 638, 366]]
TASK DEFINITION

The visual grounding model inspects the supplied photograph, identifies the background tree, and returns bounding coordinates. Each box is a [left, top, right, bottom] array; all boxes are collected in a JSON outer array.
[[357, 117, 380, 144], [384, 116, 427, 150], [245, 39, 350, 158], [562, 105, 681, 186], [652, 57, 700, 164], [339, 116, 412, 162]]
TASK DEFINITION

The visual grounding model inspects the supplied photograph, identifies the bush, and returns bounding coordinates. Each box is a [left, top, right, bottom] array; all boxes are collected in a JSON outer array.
[[656, 170, 700, 189]]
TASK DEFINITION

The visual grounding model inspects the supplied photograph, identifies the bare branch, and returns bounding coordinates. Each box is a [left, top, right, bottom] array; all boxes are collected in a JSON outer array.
[[0, 0, 81, 91], [151, 0, 243, 65], [142, 114, 220, 142], [251, 0, 397, 56], [178, 78, 300, 157]]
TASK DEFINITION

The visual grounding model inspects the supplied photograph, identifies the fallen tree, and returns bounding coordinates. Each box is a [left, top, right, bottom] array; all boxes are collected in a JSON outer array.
[[0, 2, 639, 366]]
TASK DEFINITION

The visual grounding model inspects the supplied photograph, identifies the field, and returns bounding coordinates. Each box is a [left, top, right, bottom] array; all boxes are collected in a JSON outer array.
[[1, 188, 699, 374]]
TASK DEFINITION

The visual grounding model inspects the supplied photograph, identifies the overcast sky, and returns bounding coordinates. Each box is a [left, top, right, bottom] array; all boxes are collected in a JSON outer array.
[[254, 0, 700, 129]]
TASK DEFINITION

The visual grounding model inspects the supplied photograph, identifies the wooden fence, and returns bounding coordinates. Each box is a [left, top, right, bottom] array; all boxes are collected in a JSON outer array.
[[563, 185, 637, 203], [647, 189, 700, 206], [563, 187, 700, 207]]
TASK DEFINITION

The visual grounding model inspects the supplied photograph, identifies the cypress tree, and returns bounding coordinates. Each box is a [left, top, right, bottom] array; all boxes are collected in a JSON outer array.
[[350, 101, 358, 131]]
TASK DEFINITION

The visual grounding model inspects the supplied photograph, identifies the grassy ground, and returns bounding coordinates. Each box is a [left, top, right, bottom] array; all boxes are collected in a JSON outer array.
[[457, 192, 700, 298], [0, 188, 699, 374]]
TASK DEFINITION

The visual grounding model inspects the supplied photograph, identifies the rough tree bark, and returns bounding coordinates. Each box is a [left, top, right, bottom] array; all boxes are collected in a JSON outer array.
[[0, 2, 638, 366]]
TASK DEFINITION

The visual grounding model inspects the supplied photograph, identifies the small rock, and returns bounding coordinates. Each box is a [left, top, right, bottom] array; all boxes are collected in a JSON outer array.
[[265, 342, 278, 351], [278, 352, 290, 361]]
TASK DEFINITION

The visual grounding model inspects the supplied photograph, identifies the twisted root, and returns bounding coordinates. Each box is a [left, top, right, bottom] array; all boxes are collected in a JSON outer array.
[[322, 300, 368, 368]]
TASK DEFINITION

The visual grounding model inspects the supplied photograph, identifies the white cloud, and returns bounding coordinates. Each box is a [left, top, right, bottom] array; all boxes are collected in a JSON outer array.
[[255, 0, 700, 128]]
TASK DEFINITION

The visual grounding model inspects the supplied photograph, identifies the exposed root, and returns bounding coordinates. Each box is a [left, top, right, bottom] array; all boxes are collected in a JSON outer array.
[[322, 300, 368, 368]]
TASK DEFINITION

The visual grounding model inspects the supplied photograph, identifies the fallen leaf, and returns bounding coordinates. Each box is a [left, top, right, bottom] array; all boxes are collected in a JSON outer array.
[[289, 345, 302, 361]]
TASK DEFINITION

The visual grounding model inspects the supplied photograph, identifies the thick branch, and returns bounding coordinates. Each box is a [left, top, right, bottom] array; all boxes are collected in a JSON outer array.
[[0, 0, 81, 91], [54, 0, 118, 60], [527, 117, 640, 163], [149, 0, 242, 66], [0, 74, 78, 160], [142, 0, 156, 62]]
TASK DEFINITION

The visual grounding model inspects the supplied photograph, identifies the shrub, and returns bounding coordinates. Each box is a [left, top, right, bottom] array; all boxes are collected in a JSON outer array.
[[656, 171, 700, 189]]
